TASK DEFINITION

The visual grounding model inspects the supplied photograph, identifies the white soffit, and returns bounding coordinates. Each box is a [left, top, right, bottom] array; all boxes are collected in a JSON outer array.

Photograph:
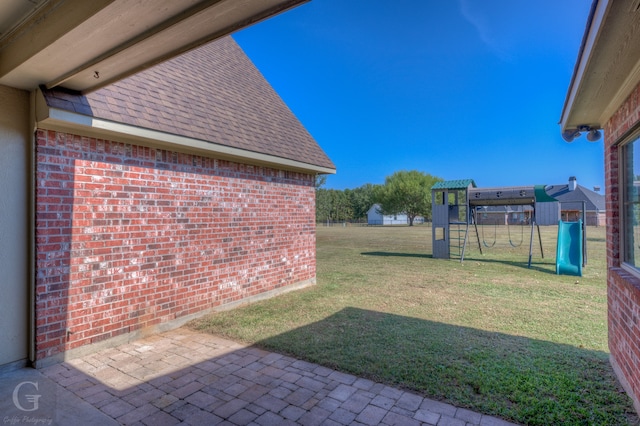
[[0, 0, 307, 93]]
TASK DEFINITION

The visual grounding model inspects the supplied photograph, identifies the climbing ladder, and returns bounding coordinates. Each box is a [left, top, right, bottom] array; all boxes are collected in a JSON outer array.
[[431, 180, 476, 262], [448, 221, 467, 260]]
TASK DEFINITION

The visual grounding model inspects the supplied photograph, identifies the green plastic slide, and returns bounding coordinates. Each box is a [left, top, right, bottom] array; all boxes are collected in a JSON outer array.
[[556, 220, 583, 276]]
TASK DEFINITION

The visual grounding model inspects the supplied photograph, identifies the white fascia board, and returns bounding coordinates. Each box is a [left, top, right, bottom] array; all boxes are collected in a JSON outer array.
[[560, 0, 609, 131], [37, 107, 336, 175]]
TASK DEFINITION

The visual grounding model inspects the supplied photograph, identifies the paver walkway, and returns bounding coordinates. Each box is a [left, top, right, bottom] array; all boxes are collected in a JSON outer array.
[[36, 328, 517, 425]]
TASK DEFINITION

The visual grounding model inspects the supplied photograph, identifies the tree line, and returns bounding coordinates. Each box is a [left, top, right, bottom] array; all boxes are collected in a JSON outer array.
[[316, 170, 442, 226]]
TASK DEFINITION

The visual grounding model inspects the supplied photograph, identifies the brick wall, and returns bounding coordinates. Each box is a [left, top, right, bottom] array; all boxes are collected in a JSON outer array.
[[603, 80, 640, 413], [608, 269, 640, 409], [35, 129, 317, 362]]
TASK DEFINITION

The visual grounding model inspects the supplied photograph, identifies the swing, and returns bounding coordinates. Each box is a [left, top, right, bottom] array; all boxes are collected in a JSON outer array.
[[481, 220, 497, 248], [507, 220, 524, 247]]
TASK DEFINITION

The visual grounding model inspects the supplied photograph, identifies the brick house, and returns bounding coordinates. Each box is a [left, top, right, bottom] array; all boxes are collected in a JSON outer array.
[[0, 1, 330, 370], [31, 36, 335, 366], [545, 177, 606, 226], [560, 0, 640, 415]]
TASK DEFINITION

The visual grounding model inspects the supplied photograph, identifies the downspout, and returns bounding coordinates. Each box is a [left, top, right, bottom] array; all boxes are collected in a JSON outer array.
[[28, 91, 37, 365]]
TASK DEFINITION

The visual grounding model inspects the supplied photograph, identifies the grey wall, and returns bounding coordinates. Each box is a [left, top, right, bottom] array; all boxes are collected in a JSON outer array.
[[535, 202, 560, 226]]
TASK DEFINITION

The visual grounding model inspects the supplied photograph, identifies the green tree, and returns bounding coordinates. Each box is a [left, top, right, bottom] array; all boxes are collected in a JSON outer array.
[[315, 175, 327, 190], [315, 175, 330, 222], [328, 189, 353, 222], [374, 170, 442, 226], [315, 187, 353, 223], [316, 188, 331, 222], [346, 183, 378, 221]]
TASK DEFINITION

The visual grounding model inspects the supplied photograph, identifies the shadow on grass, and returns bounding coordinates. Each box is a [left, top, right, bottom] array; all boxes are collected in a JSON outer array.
[[255, 307, 638, 426], [361, 251, 432, 259], [587, 237, 606, 242], [360, 251, 557, 274], [459, 256, 556, 274]]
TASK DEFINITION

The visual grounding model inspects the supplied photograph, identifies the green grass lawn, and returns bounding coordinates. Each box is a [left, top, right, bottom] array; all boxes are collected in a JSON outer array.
[[190, 224, 639, 425]]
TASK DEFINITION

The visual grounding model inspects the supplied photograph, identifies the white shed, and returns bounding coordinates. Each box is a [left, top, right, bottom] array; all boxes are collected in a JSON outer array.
[[367, 204, 412, 225]]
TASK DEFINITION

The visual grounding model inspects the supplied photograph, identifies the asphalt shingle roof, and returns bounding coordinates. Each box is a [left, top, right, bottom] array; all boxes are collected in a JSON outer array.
[[42, 36, 335, 171], [545, 184, 605, 211]]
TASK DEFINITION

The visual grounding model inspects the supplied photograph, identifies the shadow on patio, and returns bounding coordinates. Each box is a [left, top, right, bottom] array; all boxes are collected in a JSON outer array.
[[2, 307, 637, 425]]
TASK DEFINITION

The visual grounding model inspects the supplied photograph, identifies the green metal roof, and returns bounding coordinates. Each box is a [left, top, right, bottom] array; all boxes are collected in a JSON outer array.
[[432, 179, 476, 190], [534, 185, 557, 203]]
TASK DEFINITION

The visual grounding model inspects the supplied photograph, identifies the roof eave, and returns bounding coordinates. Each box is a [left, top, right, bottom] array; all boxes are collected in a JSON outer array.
[[36, 96, 336, 175], [559, 0, 603, 132], [0, 0, 310, 93], [560, 0, 640, 135]]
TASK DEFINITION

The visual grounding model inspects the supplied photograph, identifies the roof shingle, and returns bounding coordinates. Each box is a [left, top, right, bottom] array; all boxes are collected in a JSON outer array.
[[42, 36, 335, 171], [546, 184, 605, 211]]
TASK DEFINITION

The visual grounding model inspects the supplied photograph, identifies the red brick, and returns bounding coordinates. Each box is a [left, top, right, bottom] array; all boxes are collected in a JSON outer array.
[[605, 80, 640, 411], [34, 129, 316, 361]]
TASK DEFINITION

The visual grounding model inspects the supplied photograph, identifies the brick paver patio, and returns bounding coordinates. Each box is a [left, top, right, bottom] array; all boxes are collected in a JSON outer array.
[[40, 328, 517, 425]]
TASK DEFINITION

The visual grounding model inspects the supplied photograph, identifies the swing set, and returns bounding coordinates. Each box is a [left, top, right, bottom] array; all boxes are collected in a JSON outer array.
[[468, 188, 544, 267], [432, 182, 554, 268], [479, 216, 524, 248]]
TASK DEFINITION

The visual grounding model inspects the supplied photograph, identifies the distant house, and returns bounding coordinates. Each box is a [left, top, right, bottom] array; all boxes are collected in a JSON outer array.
[[536, 177, 605, 226], [546, 177, 605, 226], [468, 177, 604, 226], [367, 204, 424, 225]]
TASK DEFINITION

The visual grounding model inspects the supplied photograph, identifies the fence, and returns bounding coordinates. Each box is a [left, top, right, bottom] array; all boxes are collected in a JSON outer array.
[[318, 219, 431, 227]]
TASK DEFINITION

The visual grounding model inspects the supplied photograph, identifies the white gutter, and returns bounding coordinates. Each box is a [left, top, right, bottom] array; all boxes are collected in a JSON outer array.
[[36, 96, 335, 175]]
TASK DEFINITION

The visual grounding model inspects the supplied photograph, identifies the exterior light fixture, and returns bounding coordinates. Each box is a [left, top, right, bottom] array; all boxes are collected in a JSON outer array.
[[562, 129, 580, 142], [586, 129, 602, 142], [562, 125, 602, 143]]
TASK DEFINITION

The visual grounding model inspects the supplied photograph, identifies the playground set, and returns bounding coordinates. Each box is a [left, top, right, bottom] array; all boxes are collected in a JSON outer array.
[[431, 179, 586, 276]]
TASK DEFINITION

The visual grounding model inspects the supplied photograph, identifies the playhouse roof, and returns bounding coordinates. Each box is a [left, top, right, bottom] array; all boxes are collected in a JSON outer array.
[[432, 179, 477, 190], [39, 36, 335, 174]]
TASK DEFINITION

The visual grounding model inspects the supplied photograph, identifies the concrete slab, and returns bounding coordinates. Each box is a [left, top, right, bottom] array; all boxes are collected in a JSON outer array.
[[0, 367, 118, 426]]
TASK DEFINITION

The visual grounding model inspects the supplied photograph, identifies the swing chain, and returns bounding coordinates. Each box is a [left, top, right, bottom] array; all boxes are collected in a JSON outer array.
[[481, 218, 497, 248], [507, 219, 525, 247]]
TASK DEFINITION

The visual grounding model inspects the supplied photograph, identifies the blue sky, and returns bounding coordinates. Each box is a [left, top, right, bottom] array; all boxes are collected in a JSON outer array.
[[233, 0, 601, 191]]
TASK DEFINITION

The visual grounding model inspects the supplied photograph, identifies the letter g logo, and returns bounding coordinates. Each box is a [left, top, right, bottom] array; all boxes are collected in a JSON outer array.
[[12, 381, 41, 412]]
